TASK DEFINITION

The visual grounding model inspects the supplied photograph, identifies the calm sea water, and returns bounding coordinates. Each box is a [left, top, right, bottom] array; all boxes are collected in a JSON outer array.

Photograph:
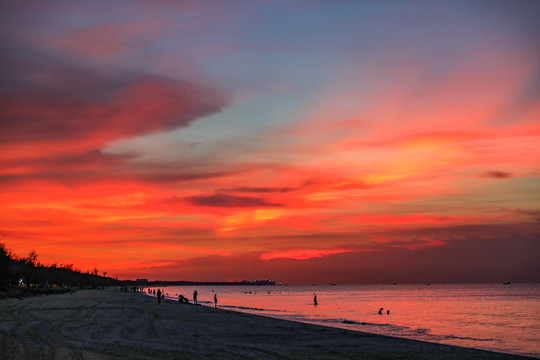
[[147, 283, 540, 358]]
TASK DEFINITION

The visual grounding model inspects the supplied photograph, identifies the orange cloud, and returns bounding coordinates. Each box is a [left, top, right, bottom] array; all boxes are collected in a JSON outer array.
[[260, 249, 358, 261]]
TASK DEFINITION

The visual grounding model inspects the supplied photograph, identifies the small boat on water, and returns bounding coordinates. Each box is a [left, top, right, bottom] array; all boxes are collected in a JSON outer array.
[[502, 281, 510, 285]]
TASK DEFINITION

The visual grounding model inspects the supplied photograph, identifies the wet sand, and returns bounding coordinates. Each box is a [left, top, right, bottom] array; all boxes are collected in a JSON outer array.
[[0, 289, 533, 359]]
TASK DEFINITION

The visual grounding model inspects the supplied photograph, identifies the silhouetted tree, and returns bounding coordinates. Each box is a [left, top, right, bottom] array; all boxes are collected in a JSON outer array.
[[0, 243, 121, 293], [0, 243, 13, 290], [26, 250, 38, 266]]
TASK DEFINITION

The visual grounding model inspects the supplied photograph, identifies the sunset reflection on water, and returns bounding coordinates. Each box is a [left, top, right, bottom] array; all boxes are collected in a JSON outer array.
[[148, 283, 540, 358]]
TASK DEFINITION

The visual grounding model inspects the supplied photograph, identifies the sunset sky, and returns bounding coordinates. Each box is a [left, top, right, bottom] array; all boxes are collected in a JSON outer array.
[[1, 0, 539, 284]]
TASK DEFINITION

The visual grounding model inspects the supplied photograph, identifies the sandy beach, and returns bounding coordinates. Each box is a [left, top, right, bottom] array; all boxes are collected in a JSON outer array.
[[0, 289, 533, 360]]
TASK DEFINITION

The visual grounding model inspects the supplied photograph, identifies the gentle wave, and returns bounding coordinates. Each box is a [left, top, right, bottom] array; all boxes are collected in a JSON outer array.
[[271, 315, 496, 344], [221, 305, 285, 312]]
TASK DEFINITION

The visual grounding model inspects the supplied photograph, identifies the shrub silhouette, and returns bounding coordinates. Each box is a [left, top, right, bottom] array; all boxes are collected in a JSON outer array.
[[0, 242, 120, 293]]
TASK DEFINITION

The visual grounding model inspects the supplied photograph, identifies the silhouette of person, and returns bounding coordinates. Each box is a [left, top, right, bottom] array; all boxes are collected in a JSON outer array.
[[193, 290, 198, 305], [214, 294, 218, 308], [378, 307, 383, 314], [314, 294, 318, 305], [387, 309, 390, 315], [157, 289, 162, 304]]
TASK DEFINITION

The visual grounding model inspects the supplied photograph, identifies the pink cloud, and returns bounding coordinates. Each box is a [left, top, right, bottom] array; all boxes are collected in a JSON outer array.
[[0, 71, 226, 147]]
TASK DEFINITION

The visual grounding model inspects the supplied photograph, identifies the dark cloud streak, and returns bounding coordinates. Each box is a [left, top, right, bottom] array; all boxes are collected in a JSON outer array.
[[219, 180, 314, 193], [480, 171, 513, 179], [185, 194, 282, 208], [220, 186, 296, 193]]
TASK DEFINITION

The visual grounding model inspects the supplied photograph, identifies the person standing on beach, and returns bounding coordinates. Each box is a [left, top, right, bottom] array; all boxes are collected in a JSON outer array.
[[193, 290, 198, 305], [214, 294, 218, 308], [314, 294, 318, 305], [157, 289, 162, 304]]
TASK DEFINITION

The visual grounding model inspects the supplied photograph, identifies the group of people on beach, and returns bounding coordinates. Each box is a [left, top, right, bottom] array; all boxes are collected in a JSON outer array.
[[154, 289, 165, 304], [150, 288, 218, 308], [151, 289, 387, 316], [145, 288, 169, 305], [120, 286, 142, 293], [150, 289, 390, 316]]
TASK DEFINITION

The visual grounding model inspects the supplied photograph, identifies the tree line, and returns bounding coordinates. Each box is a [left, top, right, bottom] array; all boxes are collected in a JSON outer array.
[[0, 242, 120, 293]]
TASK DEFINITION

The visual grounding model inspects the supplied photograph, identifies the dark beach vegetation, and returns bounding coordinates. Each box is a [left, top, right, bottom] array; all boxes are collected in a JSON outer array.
[[0, 242, 120, 298]]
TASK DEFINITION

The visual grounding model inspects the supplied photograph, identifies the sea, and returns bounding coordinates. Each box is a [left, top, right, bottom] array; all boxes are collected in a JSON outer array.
[[146, 283, 540, 358]]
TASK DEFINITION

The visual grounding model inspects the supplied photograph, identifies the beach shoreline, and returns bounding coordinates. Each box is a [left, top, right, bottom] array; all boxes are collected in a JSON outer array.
[[0, 289, 535, 360]]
